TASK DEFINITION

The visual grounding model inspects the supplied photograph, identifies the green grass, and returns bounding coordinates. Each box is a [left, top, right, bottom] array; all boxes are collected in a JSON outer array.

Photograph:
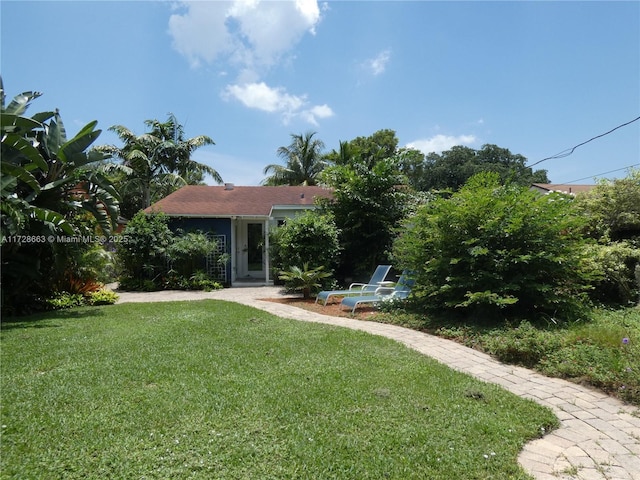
[[1, 301, 557, 479], [378, 307, 640, 406]]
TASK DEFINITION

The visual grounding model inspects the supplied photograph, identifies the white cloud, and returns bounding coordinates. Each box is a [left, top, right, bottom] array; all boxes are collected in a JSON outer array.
[[223, 82, 333, 125], [367, 49, 391, 76], [224, 82, 304, 113], [406, 134, 477, 154], [300, 104, 334, 126], [169, 0, 321, 71], [169, 1, 332, 125], [168, 2, 232, 68]]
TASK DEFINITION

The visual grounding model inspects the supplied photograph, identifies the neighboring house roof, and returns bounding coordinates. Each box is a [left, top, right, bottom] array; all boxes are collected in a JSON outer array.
[[531, 183, 595, 195], [144, 184, 334, 217]]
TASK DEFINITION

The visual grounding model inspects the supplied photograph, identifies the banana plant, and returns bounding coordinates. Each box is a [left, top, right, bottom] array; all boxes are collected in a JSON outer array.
[[1, 77, 120, 239]]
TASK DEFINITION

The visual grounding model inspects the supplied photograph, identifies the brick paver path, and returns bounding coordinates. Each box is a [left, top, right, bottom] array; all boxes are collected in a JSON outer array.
[[116, 286, 640, 480]]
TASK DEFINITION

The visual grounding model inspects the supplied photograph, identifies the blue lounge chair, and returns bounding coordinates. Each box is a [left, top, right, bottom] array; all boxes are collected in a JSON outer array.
[[340, 273, 414, 313], [315, 265, 392, 305]]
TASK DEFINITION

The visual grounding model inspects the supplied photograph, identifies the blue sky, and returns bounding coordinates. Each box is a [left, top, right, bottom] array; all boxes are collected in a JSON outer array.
[[2, 0, 638, 186]]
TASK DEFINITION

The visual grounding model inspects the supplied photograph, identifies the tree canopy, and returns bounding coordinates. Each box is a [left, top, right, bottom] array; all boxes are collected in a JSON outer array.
[[414, 144, 549, 191], [262, 131, 327, 186], [98, 114, 221, 218], [324, 128, 399, 169], [1, 79, 120, 314]]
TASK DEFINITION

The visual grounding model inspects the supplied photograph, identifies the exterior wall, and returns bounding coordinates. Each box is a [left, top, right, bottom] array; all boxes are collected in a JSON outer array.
[[164, 208, 318, 287], [270, 206, 317, 224], [167, 217, 232, 284]]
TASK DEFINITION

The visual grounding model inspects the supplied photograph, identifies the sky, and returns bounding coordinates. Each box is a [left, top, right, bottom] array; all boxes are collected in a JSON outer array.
[[1, 0, 639, 187]]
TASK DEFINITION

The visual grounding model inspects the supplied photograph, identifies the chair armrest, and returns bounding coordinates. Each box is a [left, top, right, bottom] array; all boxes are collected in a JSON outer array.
[[348, 282, 379, 291], [374, 286, 395, 296]]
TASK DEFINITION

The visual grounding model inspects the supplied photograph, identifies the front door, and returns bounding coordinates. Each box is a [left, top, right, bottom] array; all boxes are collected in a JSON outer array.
[[238, 221, 265, 279]]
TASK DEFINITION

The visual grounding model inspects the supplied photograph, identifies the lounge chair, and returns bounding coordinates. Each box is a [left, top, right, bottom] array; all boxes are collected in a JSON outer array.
[[340, 273, 414, 313], [315, 265, 392, 305]]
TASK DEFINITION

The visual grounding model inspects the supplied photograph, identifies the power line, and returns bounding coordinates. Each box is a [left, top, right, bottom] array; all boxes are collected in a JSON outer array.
[[529, 116, 640, 167], [557, 163, 640, 185]]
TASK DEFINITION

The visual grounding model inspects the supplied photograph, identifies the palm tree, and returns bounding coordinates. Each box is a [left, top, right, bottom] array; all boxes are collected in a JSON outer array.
[[99, 114, 222, 216], [262, 131, 327, 186]]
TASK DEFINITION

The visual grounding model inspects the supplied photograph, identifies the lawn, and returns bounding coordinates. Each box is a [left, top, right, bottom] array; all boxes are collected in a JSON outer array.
[[374, 306, 640, 406], [1, 300, 557, 479]]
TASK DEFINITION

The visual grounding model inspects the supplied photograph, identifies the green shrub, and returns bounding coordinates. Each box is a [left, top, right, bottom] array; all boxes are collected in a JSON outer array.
[[575, 170, 640, 306], [86, 288, 119, 305], [117, 276, 158, 292], [278, 263, 332, 298], [167, 231, 218, 278], [188, 271, 223, 291], [482, 321, 565, 367], [46, 292, 86, 309], [270, 211, 340, 284], [582, 240, 640, 307], [162, 270, 223, 291], [116, 211, 173, 286], [321, 158, 410, 281], [576, 168, 640, 242], [393, 172, 596, 321]]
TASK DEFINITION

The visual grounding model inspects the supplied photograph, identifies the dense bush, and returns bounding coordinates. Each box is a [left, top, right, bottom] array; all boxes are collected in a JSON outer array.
[[582, 242, 640, 306], [46, 288, 119, 309], [116, 211, 223, 291], [167, 230, 219, 278], [116, 211, 173, 285], [269, 210, 341, 285], [577, 169, 640, 242], [321, 159, 409, 282], [393, 172, 597, 321], [86, 288, 119, 305], [576, 170, 640, 306]]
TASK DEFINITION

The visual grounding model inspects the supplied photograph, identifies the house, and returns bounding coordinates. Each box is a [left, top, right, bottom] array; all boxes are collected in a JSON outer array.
[[531, 183, 595, 195], [144, 184, 333, 286]]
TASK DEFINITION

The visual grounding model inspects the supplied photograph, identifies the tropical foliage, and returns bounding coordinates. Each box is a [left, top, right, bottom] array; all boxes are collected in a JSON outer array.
[[269, 210, 341, 283], [278, 263, 332, 298], [98, 114, 221, 218], [262, 131, 327, 186], [116, 211, 174, 289], [393, 172, 597, 321], [325, 128, 398, 169], [576, 169, 640, 305], [412, 144, 550, 192], [116, 211, 223, 291], [577, 168, 640, 242], [1, 79, 120, 314], [320, 131, 412, 282]]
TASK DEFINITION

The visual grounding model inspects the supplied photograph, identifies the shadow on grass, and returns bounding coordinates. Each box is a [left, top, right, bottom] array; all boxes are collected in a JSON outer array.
[[1, 306, 110, 331]]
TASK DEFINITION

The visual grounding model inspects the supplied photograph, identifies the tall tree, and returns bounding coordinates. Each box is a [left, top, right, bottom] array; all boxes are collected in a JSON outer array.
[[263, 131, 327, 186], [99, 114, 221, 217], [1, 79, 120, 313], [321, 159, 410, 281], [417, 144, 549, 191], [325, 129, 399, 169]]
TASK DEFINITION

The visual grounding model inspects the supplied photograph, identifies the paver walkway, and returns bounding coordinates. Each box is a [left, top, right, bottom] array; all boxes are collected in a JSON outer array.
[[116, 286, 640, 480]]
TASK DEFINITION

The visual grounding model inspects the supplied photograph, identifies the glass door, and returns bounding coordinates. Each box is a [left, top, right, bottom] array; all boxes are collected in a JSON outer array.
[[246, 223, 264, 275]]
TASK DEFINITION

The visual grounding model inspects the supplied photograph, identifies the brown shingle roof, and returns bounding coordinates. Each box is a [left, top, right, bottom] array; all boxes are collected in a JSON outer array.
[[144, 185, 333, 217]]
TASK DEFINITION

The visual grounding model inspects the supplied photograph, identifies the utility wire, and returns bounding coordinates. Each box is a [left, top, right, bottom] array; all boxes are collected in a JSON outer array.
[[553, 163, 640, 185], [529, 116, 640, 167]]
